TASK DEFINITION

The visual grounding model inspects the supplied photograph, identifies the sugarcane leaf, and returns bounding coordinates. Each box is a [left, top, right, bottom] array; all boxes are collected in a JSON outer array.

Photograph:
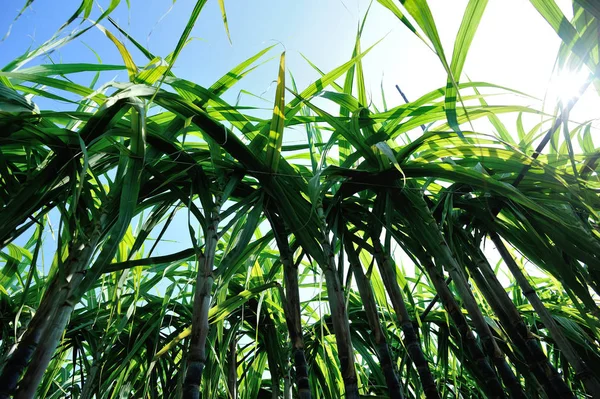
[[265, 52, 286, 172]]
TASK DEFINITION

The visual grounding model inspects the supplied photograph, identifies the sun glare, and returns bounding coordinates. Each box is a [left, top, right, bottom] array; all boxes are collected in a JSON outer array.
[[549, 69, 590, 104]]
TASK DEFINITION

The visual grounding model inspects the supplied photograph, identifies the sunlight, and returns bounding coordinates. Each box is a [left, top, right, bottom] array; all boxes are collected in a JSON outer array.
[[549, 69, 590, 104]]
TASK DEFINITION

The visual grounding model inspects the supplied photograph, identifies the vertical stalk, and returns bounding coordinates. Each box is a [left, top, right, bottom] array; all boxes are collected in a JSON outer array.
[[283, 368, 292, 399], [370, 237, 440, 399], [433, 244, 525, 398], [465, 254, 563, 397], [344, 235, 404, 399], [0, 278, 60, 398], [405, 243, 505, 399], [11, 201, 140, 397], [79, 346, 101, 399], [317, 204, 359, 399], [291, 347, 311, 399], [10, 98, 146, 397], [490, 232, 600, 397], [15, 289, 81, 399], [13, 229, 101, 399], [267, 210, 312, 399], [475, 252, 562, 391], [228, 336, 237, 399], [263, 310, 281, 399], [395, 189, 526, 398], [183, 201, 221, 399]]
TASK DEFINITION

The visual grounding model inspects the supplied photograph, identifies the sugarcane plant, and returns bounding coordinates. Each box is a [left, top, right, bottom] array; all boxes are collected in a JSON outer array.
[[1, 0, 600, 398]]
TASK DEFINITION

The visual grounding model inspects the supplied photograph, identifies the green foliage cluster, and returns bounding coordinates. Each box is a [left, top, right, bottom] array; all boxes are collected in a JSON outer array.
[[1, 1, 600, 398]]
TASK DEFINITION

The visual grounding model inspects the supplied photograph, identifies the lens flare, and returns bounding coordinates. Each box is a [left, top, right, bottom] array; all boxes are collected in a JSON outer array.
[[549, 69, 589, 104]]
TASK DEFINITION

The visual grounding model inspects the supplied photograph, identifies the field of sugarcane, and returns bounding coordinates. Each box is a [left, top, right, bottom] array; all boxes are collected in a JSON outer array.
[[1, 0, 600, 398]]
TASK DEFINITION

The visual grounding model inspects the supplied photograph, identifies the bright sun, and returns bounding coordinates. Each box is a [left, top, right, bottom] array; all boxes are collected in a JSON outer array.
[[549, 69, 590, 104]]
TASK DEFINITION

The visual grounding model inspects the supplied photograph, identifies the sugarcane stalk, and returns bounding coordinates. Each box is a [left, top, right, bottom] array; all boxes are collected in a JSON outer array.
[[12, 224, 101, 399], [405, 243, 505, 399], [490, 232, 600, 398], [0, 277, 60, 398], [15, 286, 82, 399], [267, 210, 312, 399], [370, 236, 440, 399], [317, 204, 359, 399], [344, 234, 404, 399], [468, 235, 570, 394], [262, 308, 282, 399], [183, 201, 221, 399], [228, 335, 237, 399], [434, 246, 525, 398], [283, 369, 292, 399], [395, 188, 526, 398], [9, 98, 147, 397], [465, 254, 564, 397]]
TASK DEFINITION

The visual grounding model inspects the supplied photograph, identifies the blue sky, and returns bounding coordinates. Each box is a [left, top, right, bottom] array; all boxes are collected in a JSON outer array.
[[1, 0, 573, 111], [1, 0, 402, 107]]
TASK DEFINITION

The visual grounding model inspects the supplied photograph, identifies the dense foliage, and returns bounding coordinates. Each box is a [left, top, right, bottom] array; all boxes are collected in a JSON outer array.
[[1, 1, 600, 398]]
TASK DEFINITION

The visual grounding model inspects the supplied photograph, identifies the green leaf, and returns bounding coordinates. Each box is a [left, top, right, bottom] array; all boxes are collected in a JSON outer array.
[[444, 0, 488, 138], [265, 52, 286, 172], [156, 0, 208, 88], [96, 25, 137, 81], [528, 0, 589, 63], [218, 0, 232, 43], [154, 282, 278, 358], [209, 45, 276, 96], [284, 38, 382, 119], [375, 0, 425, 41]]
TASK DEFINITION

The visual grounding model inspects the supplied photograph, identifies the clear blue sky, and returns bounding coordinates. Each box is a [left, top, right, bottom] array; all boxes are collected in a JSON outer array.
[[1, 0, 575, 112], [1, 0, 408, 109]]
